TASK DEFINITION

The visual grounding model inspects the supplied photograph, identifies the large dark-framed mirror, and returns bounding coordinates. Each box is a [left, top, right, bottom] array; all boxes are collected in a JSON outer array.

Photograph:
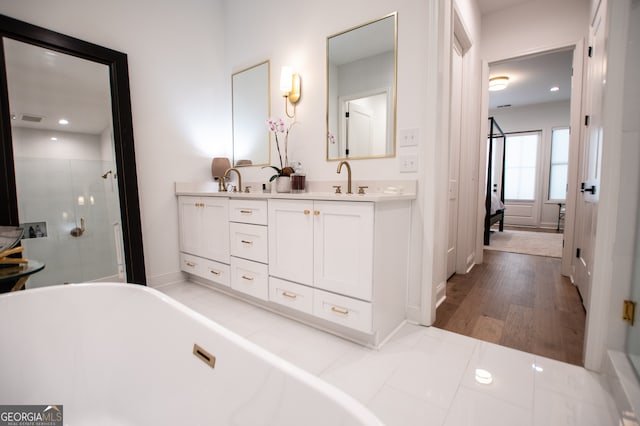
[[0, 14, 146, 285]]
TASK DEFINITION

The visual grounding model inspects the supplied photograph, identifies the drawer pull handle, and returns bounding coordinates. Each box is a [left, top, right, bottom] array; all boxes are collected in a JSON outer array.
[[186, 261, 196, 267], [241, 240, 253, 245], [331, 306, 349, 315], [282, 291, 297, 299], [304, 209, 310, 215], [210, 270, 221, 276], [240, 210, 253, 214], [241, 275, 254, 281]]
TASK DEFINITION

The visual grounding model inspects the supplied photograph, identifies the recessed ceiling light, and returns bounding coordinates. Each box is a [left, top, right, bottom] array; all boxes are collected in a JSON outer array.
[[58, 119, 69, 125], [489, 76, 509, 91], [550, 86, 560, 92], [50, 137, 58, 141]]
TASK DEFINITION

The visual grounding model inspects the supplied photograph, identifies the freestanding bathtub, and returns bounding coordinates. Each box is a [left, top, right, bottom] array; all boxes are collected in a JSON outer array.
[[0, 283, 383, 425]]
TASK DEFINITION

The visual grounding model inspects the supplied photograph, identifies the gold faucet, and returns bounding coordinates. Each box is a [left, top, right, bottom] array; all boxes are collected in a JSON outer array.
[[336, 161, 352, 194], [223, 167, 242, 192]]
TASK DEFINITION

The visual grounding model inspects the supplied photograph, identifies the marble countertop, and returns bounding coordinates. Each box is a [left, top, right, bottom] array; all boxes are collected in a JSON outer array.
[[175, 180, 417, 202]]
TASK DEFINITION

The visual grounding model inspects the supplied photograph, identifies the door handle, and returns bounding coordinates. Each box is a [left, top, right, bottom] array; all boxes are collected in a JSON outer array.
[[584, 185, 596, 194]]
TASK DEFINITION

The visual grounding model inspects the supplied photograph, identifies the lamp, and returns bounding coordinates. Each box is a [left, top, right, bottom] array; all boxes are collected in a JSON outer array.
[[211, 157, 231, 180], [280, 66, 301, 118], [489, 76, 509, 91]]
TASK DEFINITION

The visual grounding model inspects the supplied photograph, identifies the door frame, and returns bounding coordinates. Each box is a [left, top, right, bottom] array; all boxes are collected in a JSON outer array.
[[475, 40, 585, 276]]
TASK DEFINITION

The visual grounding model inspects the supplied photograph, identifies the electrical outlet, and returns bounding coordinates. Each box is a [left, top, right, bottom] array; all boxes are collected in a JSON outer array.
[[399, 154, 418, 172], [399, 128, 419, 147]]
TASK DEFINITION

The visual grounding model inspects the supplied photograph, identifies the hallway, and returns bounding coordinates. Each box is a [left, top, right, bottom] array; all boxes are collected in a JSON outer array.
[[434, 250, 585, 365]]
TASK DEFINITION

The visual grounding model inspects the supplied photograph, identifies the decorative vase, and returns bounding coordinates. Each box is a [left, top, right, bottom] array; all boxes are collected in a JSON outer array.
[[275, 176, 291, 193]]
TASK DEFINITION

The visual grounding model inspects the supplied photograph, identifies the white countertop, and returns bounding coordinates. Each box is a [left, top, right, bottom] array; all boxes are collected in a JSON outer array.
[[175, 181, 417, 202]]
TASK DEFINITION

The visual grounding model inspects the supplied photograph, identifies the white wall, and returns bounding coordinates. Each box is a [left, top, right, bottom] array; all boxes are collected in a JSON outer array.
[[0, 0, 229, 285], [481, 0, 590, 62], [224, 0, 446, 322], [490, 100, 571, 228]]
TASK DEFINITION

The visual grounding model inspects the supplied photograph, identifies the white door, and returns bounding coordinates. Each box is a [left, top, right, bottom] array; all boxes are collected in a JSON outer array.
[[200, 197, 230, 262], [268, 199, 314, 286], [313, 201, 374, 301], [574, 3, 606, 309], [447, 38, 463, 278], [346, 101, 373, 158], [178, 196, 201, 256]]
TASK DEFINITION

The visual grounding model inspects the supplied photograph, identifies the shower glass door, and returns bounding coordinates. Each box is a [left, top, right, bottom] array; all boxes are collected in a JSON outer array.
[[4, 38, 125, 287]]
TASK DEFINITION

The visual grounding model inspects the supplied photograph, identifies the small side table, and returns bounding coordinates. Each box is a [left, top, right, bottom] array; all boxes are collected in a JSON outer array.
[[557, 203, 566, 232], [0, 260, 45, 293]]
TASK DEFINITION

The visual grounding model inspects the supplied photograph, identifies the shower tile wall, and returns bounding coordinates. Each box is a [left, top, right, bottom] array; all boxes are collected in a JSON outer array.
[[13, 128, 122, 287]]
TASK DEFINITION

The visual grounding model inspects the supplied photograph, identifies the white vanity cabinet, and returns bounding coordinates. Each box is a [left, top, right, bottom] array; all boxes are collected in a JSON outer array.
[[178, 196, 229, 262], [175, 181, 414, 347], [268, 200, 373, 300], [178, 196, 230, 286], [268, 199, 407, 339], [229, 199, 269, 301]]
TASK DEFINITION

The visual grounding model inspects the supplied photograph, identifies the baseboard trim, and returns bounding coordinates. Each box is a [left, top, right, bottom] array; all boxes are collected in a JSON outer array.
[[147, 271, 186, 288]]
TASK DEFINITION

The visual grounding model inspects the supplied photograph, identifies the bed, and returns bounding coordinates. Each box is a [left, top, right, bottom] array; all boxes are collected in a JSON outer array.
[[484, 117, 506, 245]]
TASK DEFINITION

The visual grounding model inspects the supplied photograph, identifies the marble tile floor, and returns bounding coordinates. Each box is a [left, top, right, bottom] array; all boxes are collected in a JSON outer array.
[[157, 280, 620, 426]]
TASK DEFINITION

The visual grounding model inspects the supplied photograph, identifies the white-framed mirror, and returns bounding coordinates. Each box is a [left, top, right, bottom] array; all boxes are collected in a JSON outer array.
[[232, 60, 270, 167], [326, 13, 397, 161]]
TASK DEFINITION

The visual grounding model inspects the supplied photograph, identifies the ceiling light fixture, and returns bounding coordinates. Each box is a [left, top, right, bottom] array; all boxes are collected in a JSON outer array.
[[58, 118, 69, 125], [50, 137, 58, 141], [550, 86, 559, 92], [489, 76, 509, 91]]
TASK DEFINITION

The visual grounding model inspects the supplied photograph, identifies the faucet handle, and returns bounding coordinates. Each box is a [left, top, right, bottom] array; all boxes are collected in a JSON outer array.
[[244, 186, 251, 193], [333, 185, 342, 194], [358, 186, 368, 195]]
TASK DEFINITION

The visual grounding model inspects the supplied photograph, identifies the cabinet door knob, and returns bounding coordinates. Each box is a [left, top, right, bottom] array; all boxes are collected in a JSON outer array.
[[304, 209, 310, 215], [314, 210, 320, 216]]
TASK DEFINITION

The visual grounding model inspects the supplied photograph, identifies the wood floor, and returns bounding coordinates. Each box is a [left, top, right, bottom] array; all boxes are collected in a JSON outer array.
[[434, 250, 586, 365]]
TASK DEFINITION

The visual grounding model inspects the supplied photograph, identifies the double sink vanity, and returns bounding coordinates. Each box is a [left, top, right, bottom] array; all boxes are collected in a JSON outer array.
[[175, 179, 415, 347]]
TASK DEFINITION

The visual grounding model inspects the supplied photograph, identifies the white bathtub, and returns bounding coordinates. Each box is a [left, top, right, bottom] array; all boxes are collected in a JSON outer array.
[[0, 283, 383, 425]]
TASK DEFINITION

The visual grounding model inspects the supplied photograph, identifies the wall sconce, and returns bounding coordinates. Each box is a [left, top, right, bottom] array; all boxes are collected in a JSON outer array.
[[280, 66, 301, 118], [489, 76, 509, 91]]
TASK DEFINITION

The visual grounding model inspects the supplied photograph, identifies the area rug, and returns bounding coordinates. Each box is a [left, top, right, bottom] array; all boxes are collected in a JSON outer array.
[[484, 229, 563, 258]]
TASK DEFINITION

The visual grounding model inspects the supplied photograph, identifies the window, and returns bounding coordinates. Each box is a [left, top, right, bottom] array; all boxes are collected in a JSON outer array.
[[549, 128, 570, 200], [504, 132, 540, 200]]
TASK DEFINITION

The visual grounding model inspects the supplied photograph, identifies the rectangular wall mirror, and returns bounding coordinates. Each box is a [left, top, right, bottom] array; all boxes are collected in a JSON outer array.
[[232, 60, 270, 167], [326, 13, 397, 161]]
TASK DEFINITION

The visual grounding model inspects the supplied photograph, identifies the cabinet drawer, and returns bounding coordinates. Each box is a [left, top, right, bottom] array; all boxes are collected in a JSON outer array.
[[269, 277, 313, 315], [229, 199, 268, 225], [180, 252, 230, 287], [230, 257, 269, 301], [230, 222, 268, 263], [313, 289, 372, 333]]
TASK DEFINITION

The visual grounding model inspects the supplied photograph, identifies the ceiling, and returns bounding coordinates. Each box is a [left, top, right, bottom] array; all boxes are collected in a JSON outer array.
[[488, 49, 573, 110], [4, 37, 112, 135]]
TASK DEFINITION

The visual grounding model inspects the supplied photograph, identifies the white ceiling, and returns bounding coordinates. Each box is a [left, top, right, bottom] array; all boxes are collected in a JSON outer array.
[[489, 49, 573, 110], [4, 37, 112, 135]]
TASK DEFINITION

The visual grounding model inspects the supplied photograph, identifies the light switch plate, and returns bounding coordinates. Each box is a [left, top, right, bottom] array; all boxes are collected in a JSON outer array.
[[399, 128, 419, 147], [399, 154, 418, 172]]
